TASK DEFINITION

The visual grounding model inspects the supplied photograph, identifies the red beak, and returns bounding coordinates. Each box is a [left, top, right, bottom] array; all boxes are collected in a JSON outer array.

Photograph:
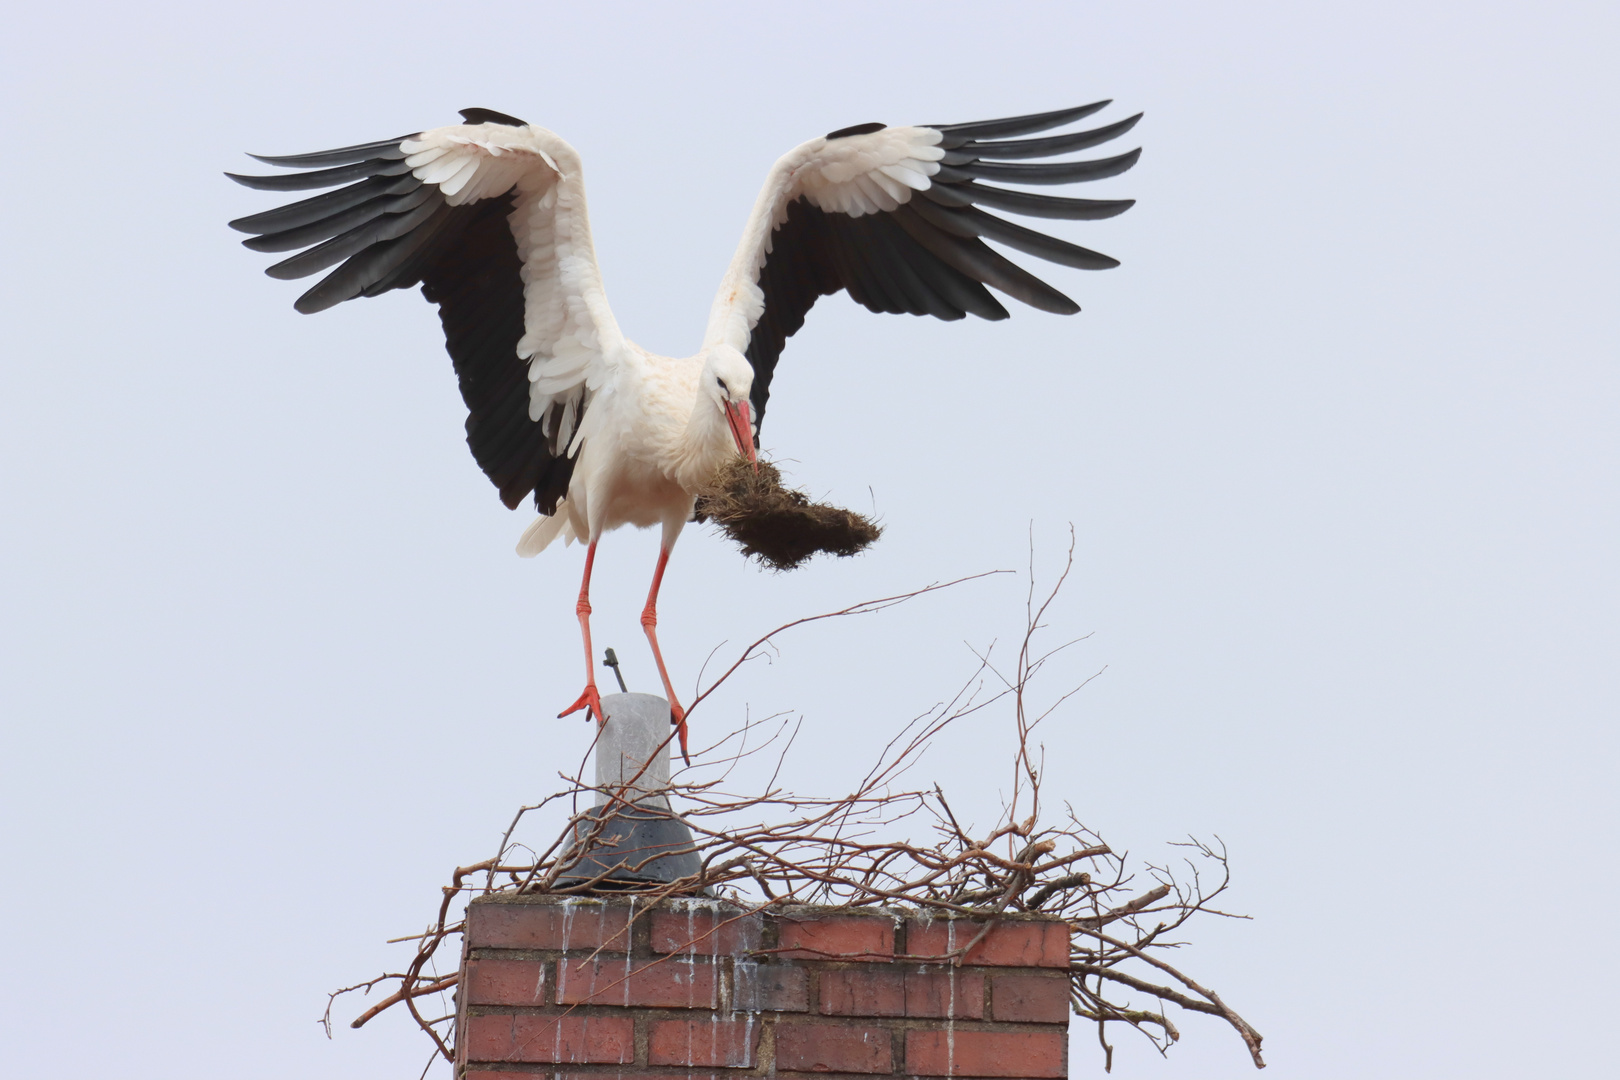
[[724, 399, 757, 472]]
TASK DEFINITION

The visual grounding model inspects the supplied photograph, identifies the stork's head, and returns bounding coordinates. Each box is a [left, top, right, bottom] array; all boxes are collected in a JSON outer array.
[[707, 346, 758, 469]]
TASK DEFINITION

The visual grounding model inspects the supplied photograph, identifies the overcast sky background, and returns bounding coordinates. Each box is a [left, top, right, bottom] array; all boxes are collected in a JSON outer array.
[[2, 1, 1616, 1077]]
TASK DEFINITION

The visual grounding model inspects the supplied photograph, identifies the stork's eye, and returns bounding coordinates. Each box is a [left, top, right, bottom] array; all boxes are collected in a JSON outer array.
[[716, 376, 728, 392]]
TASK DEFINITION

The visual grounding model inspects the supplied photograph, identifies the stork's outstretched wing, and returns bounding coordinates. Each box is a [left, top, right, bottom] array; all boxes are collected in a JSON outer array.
[[228, 109, 621, 514], [706, 102, 1140, 427]]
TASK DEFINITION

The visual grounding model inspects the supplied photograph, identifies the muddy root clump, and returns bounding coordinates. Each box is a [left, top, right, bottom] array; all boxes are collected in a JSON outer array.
[[693, 457, 882, 571]]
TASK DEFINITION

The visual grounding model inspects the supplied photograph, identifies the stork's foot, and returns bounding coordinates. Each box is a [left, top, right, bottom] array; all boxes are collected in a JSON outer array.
[[559, 683, 604, 724], [670, 700, 690, 766]]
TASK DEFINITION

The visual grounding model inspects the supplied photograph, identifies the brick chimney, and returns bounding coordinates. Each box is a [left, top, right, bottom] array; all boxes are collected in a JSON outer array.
[[457, 894, 1071, 1078]]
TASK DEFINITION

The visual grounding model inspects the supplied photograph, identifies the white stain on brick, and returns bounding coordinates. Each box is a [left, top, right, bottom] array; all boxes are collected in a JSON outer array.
[[555, 899, 577, 1062], [946, 917, 957, 1076], [621, 895, 637, 1005]]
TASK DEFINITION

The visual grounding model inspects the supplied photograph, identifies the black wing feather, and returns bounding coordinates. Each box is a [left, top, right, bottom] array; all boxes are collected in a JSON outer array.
[[744, 102, 1139, 429], [228, 113, 576, 514], [241, 186, 436, 253], [935, 148, 1141, 186], [743, 198, 842, 421], [861, 213, 968, 320], [421, 193, 579, 514], [920, 180, 1135, 221], [248, 137, 412, 169], [944, 114, 1142, 162], [228, 173, 421, 235], [906, 197, 1119, 270], [930, 101, 1111, 145], [225, 158, 413, 191], [459, 108, 529, 127]]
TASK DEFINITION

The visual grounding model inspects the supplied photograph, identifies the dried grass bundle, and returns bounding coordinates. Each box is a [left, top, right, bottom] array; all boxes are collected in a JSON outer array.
[[693, 458, 882, 571]]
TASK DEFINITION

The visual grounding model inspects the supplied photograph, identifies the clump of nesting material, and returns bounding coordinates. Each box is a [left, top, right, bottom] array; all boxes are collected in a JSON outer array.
[[693, 458, 882, 571]]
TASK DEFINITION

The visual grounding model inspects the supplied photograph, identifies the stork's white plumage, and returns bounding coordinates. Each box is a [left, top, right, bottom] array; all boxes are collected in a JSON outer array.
[[229, 102, 1140, 751]]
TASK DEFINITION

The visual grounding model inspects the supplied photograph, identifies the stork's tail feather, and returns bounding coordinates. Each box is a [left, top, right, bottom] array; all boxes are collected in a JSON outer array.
[[516, 504, 577, 557]]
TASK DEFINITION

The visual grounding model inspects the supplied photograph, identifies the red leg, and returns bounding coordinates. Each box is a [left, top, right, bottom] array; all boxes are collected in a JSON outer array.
[[640, 546, 690, 763], [558, 540, 604, 724]]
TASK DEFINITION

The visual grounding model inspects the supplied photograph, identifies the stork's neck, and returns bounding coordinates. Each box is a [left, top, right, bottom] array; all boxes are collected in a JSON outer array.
[[671, 355, 736, 492]]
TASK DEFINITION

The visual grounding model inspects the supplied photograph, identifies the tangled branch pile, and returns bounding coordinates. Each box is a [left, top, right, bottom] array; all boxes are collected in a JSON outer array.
[[693, 457, 881, 570], [327, 542, 1264, 1075]]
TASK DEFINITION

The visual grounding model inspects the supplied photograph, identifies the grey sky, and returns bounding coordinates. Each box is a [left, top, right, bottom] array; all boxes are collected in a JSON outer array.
[[2, 1, 1615, 1076]]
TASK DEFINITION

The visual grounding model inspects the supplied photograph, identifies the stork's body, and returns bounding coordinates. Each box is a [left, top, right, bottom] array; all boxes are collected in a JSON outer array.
[[517, 341, 757, 746], [228, 102, 1140, 751], [530, 342, 753, 553]]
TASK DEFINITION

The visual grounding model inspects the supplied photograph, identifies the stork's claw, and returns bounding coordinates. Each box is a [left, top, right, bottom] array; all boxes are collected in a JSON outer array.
[[670, 701, 691, 766], [560, 684, 604, 724]]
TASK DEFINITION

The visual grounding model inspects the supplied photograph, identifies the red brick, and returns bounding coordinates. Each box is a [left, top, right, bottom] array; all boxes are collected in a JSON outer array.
[[466, 899, 633, 952], [651, 905, 764, 956], [461, 1014, 634, 1064], [906, 1028, 1066, 1077], [649, 1018, 764, 1067], [906, 917, 1069, 968], [557, 956, 718, 1008], [776, 915, 894, 960], [463, 958, 550, 1006], [775, 1022, 893, 1074], [820, 968, 905, 1016], [905, 969, 985, 1019], [991, 974, 1070, 1023], [733, 961, 809, 1012]]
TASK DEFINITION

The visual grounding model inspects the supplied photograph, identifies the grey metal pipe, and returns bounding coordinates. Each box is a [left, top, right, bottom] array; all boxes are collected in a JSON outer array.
[[556, 693, 703, 888]]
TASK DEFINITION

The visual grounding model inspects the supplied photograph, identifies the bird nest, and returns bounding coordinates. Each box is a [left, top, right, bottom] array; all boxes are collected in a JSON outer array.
[[692, 457, 882, 571]]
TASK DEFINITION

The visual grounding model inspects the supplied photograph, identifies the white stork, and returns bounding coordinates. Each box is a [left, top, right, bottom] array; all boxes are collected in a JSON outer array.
[[228, 102, 1139, 754]]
